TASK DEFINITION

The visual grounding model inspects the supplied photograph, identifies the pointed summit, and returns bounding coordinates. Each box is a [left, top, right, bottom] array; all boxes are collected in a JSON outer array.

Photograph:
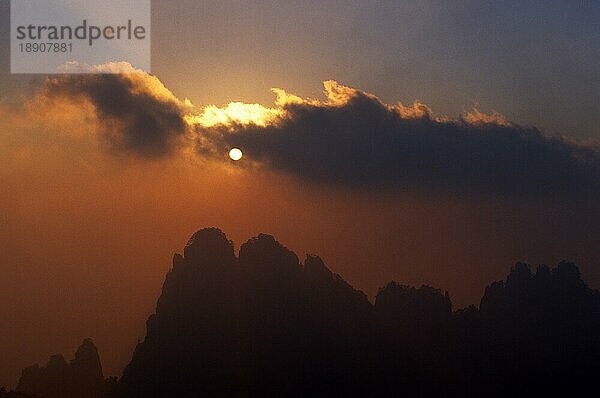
[[71, 338, 103, 381]]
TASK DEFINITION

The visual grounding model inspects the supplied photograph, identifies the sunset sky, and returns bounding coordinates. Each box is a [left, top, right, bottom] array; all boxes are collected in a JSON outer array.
[[1, 0, 599, 388]]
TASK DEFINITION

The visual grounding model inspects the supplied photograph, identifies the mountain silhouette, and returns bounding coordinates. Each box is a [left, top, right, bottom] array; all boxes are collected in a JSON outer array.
[[116, 229, 373, 397], [11, 339, 115, 398], [114, 228, 600, 397], [4, 228, 599, 397]]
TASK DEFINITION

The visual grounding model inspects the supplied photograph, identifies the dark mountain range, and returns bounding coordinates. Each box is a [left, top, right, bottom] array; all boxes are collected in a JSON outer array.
[[115, 228, 600, 397], [5, 227, 600, 397]]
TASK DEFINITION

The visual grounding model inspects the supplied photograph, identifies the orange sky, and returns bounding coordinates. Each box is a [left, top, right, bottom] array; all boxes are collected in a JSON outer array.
[[1, 101, 599, 386], [1, 0, 599, 390]]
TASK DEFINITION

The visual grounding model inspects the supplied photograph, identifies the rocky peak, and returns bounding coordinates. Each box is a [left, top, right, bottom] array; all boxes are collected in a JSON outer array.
[[71, 338, 103, 380], [238, 233, 300, 275], [183, 227, 234, 266], [304, 254, 330, 276], [16, 339, 112, 398]]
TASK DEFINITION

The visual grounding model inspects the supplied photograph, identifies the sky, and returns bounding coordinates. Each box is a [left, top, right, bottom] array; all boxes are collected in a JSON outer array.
[[1, 0, 599, 388], [147, 0, 600, 139]]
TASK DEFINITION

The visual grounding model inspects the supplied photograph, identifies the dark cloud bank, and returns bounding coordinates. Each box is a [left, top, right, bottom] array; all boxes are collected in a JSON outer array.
[[212, 88, 600, 199], [39, 73, 600, 199]]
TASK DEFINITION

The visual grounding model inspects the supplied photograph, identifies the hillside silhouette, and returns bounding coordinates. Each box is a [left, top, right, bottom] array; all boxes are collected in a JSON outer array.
[[115, 228, 600, 397], [4, 228, 600, 397], [5, 339, 115, 398]]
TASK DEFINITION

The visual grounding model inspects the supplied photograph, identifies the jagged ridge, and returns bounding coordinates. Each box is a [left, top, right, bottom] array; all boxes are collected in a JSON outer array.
[[114, 228, 600, 397], [6, 228, 599, 397]]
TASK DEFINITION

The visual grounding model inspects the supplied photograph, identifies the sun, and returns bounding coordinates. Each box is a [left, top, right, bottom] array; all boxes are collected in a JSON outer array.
[[229, 147, 243, 161]]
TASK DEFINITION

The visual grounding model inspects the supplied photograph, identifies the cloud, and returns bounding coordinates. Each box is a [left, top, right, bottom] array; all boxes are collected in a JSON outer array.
[[26, 66, 600, 198], [35, 62, 190, 157], [195, 80, 600, 199]]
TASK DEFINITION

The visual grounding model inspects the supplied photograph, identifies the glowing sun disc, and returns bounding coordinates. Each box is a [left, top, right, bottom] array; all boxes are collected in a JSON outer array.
[[229, 147, 243, 161]]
